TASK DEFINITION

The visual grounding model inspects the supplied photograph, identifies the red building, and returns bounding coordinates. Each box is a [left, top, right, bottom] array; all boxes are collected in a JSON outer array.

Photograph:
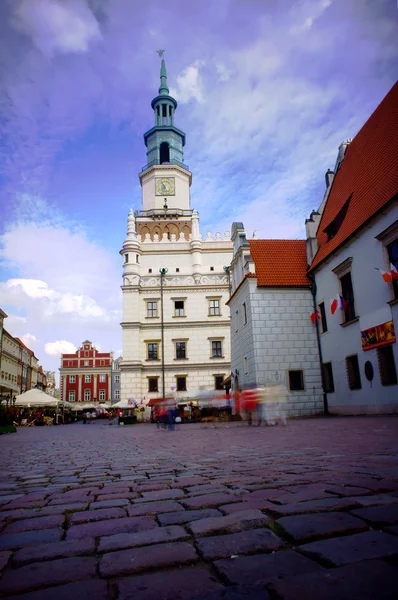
[[60, 341, 113, 404]]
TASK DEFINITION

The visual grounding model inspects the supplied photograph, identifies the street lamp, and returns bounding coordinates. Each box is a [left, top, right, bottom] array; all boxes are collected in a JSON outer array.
[[159, 267, 168, 398]]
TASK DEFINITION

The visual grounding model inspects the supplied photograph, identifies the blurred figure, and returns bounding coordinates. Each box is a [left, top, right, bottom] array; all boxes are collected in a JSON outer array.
[[241, 386, 261, 426]]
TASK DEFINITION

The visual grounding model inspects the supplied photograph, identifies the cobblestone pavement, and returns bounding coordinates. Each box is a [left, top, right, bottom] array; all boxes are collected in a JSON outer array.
[[1, 416, 398, 599]]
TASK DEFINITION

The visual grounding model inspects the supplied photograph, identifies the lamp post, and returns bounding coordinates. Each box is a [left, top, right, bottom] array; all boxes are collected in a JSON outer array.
[[159, 267, 168, 398]]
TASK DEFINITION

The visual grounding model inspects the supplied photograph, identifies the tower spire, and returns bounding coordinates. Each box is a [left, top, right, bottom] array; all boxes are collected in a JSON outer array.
[[157, 50, 169, 96]]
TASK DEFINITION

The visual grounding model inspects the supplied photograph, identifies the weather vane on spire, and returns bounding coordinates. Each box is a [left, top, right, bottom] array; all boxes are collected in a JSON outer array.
[[156, 49, 165, 57]]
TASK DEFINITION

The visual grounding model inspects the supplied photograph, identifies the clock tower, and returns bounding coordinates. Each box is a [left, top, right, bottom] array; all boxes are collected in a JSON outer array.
[[137, 56, 193, 240]]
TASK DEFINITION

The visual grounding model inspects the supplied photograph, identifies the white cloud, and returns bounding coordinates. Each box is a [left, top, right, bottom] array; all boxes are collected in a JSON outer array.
[[170, 60, 205, 104], [11, 0, 102, 56], [290, 0, 333, 34], [20, 333, 37, 347], [45, 340, 77, 356]]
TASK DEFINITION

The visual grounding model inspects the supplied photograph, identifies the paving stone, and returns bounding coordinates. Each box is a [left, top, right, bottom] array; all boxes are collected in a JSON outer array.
[[277, 511, 369, 543], [323, 485, 371, 497], [214, 550, 323, 586], [96, 492, 138, 502], [66, 516, 157, 540], [158, 508, 221, 526], [0, 528, 63, 550], [0, 503, 88, 522], [136, 482, 171, 492], [189, 585, 270, 600], [351, 504, 398, 526], [182, 493, 244, 510], [265, 497, 359, 517], [0, 557, 97, 595], [269, 558, 398, 600], [0, 550, 12, 572], [299, 530, 398, 566], [188, 509, 269, 537], [2, 514, 64, 534], [116, 567, 223, 600], [3, 499, 49, 510], [69, 507, 126, 524], [170, 477, 208, 487], [0, 579, 111, 600], [12, 538, 96, 566], [219, 499, 275, 515], [347, 494, 398, 507], [98, 524, 189, 552], [100, 541, 198, 576], [127, 500, 182, 516], [137, 488, 185, 501], [196, 528, 283, 560], [88, 498, 130, 509], [185, 484, 229, 495]]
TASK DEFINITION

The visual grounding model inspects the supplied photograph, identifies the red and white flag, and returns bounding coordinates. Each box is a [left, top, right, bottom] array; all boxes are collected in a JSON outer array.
[[330, 295, 347, 315], [310, 311, 321, 324], [391, 263, 398, 281]]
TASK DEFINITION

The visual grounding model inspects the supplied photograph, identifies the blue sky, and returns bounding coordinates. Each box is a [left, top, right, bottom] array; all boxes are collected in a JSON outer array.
[[0, 0, 397, 380]]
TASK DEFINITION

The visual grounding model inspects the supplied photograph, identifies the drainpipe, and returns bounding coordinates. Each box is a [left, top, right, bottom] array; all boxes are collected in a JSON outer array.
[[307, 272, 329, 415]]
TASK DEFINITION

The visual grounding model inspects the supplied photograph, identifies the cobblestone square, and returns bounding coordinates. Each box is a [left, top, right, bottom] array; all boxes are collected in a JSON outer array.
[[1, 416, 398, 599]]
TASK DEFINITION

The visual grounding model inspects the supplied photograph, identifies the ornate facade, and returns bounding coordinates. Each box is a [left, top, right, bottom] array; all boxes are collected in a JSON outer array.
[[120, 58, 233, 410]]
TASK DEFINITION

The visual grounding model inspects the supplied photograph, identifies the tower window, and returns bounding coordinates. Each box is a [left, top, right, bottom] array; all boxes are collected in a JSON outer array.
[[176, 268, 180, 273], [160, 142, 170, 164], [148, 269, 152, 273], [210, 267, 214, 271]]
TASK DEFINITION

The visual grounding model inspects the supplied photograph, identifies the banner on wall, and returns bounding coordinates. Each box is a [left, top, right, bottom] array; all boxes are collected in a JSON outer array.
[[361, 320, 396, 352]]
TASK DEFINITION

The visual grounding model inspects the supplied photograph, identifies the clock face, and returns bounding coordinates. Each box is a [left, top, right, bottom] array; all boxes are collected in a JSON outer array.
[[155, 177, 175, 196]]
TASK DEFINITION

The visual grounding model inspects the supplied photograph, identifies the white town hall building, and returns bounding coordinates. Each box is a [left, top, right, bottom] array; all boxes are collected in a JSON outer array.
[[119, 58, 233, 410]]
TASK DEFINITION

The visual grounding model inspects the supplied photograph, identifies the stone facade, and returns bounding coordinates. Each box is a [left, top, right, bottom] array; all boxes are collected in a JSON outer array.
[[228, 225, 323, 417]]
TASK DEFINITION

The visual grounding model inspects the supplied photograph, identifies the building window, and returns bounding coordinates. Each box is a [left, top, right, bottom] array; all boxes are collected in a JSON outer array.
[[68, 360, 73, 367], [215, 375, 224, 390], [288, 370, 305, 391], [148, 268, 152, 273], [174, 300, 185, 317], [176, 342, 187, 360], [176, 268, 180, 273], [242, 302, 247, 325], [323, 362, 334, 393], [319, 302, 328, 333], [147, 343, 158, 361], [346, 355, 361, 390], [124, 254, 129, 263], [176, 376, 187, 391], [147, 301, 157, 318], [211, 341, 223, 357], [235, 311, 239, 331], [148, 378, 158, 392], [99, 390, 105, 401], [115, 390, 120, 400], [84, 360, 89, 366], [378, 346, 397, 386], [210, 266, 214, 271], [99, 374, 106, 382], [387, 240, 398, 299], [84, 390, 90, 401], [70, 375, 76, 383], [85, 375, 91, 383], [114, 363, 119, 370], [209, 299, 220, 316], [84, 351, 89, 357], [114, 374, 120, 384], [244, 356, 248, 375], [136, 254, 139, 263], [340, 272, 356, 322], [69, 391, 75, 402], [100, 360, 105, 366]]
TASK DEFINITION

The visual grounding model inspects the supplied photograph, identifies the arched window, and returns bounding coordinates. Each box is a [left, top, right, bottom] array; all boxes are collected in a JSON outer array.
[[160, 142, 170, 164]]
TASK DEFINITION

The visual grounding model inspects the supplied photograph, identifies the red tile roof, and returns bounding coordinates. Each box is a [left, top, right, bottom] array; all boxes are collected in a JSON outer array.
[[249, 239, 309, 287], [310, 81, 398, 271]]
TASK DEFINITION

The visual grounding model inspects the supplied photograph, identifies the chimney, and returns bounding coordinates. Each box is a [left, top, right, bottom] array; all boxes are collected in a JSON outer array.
[[325, 169, 334, 189]]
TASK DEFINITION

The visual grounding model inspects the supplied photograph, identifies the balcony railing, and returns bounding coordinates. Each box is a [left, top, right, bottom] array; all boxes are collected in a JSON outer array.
[[141, 159, 190, 172], [134, 208, 193, 218]]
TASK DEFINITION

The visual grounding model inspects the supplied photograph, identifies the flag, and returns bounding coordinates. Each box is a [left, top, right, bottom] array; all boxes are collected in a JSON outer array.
[[375, 267, 392, 283], [330, 295, 347, 315], [391, 263, 398, 281], [310, 311, 321, 324]]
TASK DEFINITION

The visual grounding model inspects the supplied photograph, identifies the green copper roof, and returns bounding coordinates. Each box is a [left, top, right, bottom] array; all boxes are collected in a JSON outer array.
[[158, 59, 169, 95]]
